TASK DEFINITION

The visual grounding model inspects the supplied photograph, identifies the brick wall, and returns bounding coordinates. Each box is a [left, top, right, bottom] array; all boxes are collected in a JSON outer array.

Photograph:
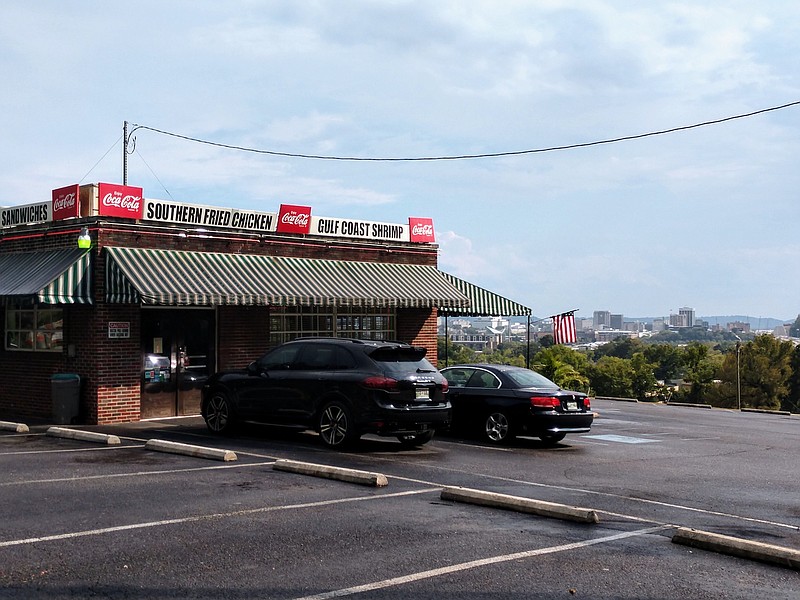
[[397, 308, 439, 366]]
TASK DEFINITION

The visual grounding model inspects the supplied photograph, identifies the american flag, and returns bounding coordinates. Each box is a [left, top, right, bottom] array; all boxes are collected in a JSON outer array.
[[552, 311, 577, 345]]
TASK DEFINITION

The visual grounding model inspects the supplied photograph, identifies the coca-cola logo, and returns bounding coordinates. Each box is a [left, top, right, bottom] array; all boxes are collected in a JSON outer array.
[[412, 223, 433, 236], [102, 192, 141, 211], [281, 211, 310, 226], [53, 193, 76, 211]]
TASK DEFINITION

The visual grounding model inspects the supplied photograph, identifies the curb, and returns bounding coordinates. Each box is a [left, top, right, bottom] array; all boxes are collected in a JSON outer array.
[[672, 527, 800, 571], [665, 402, 712, 409], [441, 486, 600, 524], [144, 439, 237, 461], [741, 408, 792, 416], [0, 421, 29, 433], [47, 427, 120, 445], [273, 459, 389, 487], [595, 396, 638, 403]]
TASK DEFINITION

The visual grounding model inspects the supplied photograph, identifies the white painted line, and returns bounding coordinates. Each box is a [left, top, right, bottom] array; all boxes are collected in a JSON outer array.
[[144, 439, 237, 461], [0, 421, 29, 433], [0, 445, 144, 457], [293, 525, 672, 600], [0, 461, 276, 487], [274, 459, 388, 487], [0, 489, 434, 548], [582, 434, 659, 444], [46, 427, 120, 445]]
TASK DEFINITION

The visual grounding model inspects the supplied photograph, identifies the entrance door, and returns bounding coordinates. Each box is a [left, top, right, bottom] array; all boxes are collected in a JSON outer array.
[[141, 309, 215, 419]]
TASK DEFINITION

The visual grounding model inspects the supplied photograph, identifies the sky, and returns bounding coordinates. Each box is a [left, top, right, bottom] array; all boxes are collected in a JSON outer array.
[[2, 1, 799, 321]]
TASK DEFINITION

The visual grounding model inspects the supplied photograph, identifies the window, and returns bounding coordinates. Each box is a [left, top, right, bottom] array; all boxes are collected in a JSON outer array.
[[5, 304, 64, 352], [269, 306, 396, 346]]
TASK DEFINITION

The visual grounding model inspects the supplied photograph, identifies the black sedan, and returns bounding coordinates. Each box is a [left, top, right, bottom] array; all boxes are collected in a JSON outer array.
[[440, 364, 593, 445]]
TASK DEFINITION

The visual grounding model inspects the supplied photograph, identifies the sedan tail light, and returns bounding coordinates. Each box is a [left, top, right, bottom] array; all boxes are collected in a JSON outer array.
[[530, 396, 561, 408], [584, 397, 592, 409], [363, 376, 399, 390]]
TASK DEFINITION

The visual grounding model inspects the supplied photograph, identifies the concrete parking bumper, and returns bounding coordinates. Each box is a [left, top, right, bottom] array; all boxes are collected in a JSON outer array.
[[0, 421, 29, 433], [47, 427, 120, 445], [273, 459, 389, 487], [441, 486, 600, 523], [672, 527, 800, 571], [144, 439, 237, 461]]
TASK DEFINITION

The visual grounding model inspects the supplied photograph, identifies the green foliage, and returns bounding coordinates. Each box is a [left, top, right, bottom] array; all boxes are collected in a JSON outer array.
[[589, 356, 635, 398], [532, 346, 591, 392]]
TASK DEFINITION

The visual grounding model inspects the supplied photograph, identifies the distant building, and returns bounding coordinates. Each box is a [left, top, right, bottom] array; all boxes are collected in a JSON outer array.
[[593, 310, 611, 329], [679, 307, 695, 327], [610, 314, 623, 329]]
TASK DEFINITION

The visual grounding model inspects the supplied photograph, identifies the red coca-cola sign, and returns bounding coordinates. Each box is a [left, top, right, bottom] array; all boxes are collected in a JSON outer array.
[[277, 204, 312, 234], [51, 184, 80, 220], [409, 217, 435, 243], [97, 183, 143, 219]]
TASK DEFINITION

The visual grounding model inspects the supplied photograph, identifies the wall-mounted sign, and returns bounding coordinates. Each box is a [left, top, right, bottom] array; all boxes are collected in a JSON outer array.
[[409, 217, 435, 243], [276, 204, 312, 234], [52, 184, 80, 220], [309, 216, 410, 242], [1, 202, 51, 228], [143, 198, 278, 232], [98, 183, 143, 219], [108, 321, 131, 339]]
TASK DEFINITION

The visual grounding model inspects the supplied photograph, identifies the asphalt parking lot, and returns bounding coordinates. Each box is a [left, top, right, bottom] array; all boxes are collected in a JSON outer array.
[[1, 402, 798, 599]]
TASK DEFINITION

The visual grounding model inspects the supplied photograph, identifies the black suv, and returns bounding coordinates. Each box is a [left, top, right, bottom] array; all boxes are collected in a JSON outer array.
[[201, 338, 451, 448]]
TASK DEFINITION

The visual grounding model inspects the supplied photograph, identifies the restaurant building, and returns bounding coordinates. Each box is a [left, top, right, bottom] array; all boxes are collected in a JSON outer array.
[[0, 183, 530, 425]]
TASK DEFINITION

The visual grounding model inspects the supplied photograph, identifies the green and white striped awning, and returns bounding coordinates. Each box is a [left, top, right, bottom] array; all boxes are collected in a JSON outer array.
[[0, 248, 93, 304], [105, 246, 471, 309], [437, 272, 531, 316]]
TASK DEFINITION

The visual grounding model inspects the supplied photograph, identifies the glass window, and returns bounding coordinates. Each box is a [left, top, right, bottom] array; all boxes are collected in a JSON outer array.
[[268, 306, 396, 346], [4, 304, 64, 352]]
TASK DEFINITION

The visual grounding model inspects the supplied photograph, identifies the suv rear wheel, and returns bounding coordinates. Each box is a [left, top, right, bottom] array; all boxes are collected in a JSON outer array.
[[318, 401, 359, 449], [204, 392, 236, 434]]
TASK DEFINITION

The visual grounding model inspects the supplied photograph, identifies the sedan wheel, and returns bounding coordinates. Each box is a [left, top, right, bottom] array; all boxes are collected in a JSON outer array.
[[204, 393, 235, 434], [319, 401, 358, 449], [484, 411, 513, 444]]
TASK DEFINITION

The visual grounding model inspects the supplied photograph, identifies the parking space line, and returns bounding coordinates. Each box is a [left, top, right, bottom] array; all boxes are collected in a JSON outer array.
[[0, 461, 276, 487], [0, 445, 145, 457], [292, 525, 672, 600], [0, 489, 434, 548]]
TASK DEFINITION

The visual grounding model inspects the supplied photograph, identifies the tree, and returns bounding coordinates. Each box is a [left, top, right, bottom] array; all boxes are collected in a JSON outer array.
[[679, 342, 720, 403], [738, 335, 794, 410], [593, 337, 641, 360], [786, 344, 800, 413], [589, 356, 635, 398], [642, 344, 684, 381], [532, 346, 591, 392], [630, 352, 658, 400]]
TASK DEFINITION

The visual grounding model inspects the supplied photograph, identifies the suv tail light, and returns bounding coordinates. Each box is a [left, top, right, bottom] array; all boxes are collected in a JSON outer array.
[[363, 376, 399, 390], [441, 379, 449, 393], [531, 396, 561, 408]]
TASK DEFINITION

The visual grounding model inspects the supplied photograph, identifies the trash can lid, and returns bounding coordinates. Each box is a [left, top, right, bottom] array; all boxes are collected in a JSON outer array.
[[51, 373, 80, 381]]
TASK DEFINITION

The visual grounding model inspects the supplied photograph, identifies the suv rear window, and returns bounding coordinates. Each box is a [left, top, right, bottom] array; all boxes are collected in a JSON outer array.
[[369, 346, 436, 376]]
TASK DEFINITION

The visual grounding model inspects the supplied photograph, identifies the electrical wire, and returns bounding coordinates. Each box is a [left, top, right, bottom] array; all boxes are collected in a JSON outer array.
[[129, 100, 800, 162]]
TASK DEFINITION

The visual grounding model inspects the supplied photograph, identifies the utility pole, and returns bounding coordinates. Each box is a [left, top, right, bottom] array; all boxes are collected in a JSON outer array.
[[123, 121, 128, 185]]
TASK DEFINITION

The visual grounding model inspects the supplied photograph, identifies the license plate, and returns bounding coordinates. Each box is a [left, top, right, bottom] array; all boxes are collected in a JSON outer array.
[[415, 388, 431, 400], [566, 401, 579, 411]]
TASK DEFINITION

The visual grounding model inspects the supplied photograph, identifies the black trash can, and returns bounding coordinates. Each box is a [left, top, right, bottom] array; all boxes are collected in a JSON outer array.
[[51, 374, 81, 425]]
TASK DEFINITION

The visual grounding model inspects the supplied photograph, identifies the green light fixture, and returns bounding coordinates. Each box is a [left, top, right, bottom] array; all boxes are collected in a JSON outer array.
[[77, 226, 91, 249]]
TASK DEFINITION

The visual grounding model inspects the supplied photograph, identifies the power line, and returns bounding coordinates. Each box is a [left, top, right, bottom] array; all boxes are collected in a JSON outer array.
[[130, 100, 800, 162]]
